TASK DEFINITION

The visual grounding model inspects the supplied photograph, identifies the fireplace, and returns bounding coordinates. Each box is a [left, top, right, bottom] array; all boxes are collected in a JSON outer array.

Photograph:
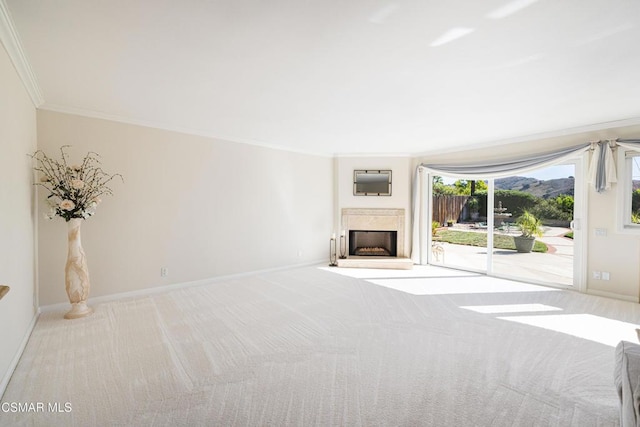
[[341, 208, 406, 258], [349, 230, 397, 257], [338, 208, 411, 269]]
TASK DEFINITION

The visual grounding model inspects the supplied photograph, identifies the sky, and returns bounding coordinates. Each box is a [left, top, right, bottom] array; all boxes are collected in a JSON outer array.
[[633, 157, 640, 180], [440, 164, 575, 184], [524, 164, 575, 180]]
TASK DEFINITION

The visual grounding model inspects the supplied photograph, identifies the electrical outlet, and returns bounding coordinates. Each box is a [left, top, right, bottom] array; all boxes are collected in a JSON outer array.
[[160, 267, 168, 277], [593, 271, 601, 280], [602, 272, 610, 281]]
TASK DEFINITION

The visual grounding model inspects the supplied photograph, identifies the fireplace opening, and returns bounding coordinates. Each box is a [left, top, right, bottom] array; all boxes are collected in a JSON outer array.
[[349, 230, 397, 257]]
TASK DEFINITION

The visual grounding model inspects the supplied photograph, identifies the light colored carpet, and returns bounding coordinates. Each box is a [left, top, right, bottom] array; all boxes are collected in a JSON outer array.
[[2, 265, 639, 426]]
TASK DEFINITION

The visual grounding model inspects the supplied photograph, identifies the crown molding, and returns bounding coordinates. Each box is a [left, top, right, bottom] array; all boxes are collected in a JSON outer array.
[[334, 152, 413, 158], [0, 0, 43, 107], [40, 103, 342, 158], [413, 116, 640, 158]]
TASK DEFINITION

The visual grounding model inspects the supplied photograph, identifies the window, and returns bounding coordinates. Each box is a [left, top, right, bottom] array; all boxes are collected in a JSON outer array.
[[620, 150, 640, 231]]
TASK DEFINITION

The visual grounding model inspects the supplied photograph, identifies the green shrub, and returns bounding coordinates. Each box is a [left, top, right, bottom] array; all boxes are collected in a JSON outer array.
[[633, 189, 640, 213], [453, 179, 488, 195], [529, 198, 572, 222], [433, 182, 459, 195], [555, 195, 574, 216], [474, 190, 538, 217]]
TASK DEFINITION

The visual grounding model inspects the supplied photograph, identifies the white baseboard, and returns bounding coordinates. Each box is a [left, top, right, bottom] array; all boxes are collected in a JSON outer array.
[[0, 308, 40, 399], [587, 288, 639, 303], [40, 260, 325, 313]]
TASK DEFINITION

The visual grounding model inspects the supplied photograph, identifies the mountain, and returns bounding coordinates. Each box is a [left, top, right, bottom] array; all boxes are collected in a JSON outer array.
[[495, 176, 575, 198]]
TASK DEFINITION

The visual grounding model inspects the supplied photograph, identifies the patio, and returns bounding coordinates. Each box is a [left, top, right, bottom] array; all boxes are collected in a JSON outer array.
[[432, 225, 574, 287]]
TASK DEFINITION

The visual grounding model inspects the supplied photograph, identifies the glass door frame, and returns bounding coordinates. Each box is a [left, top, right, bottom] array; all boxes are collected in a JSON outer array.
[[425, 154, 587, 291]]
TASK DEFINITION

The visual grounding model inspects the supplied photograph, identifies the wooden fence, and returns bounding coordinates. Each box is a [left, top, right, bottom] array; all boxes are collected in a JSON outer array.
[[432, 195, 470, 225]]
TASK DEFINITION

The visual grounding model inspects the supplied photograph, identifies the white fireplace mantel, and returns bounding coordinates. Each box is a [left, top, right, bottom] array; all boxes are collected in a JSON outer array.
[[341, 208, 405, 257]]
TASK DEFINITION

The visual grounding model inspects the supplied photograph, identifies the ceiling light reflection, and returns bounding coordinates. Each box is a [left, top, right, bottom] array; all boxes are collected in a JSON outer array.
[[369, 3, 399, 24], [574, 24, 634, 46], [487, 0, 539, 20], [430, 27, 475, 47]]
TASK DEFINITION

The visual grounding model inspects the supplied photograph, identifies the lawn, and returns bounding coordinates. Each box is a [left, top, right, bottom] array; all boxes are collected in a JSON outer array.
[[435, 230, 548, 253]]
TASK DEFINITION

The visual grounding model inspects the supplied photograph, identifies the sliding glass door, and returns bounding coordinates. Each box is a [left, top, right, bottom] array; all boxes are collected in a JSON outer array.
[[428, 159, 584, 289], [431, 176, 488, 273], [491, 163, 581, 287]]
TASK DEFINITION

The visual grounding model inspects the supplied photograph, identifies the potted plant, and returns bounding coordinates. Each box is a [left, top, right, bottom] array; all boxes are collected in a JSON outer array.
[[432, 220, 440, 236], [467, 197, 480, 220], [513, 211, 543, 253], [446, 219, 455, 227]]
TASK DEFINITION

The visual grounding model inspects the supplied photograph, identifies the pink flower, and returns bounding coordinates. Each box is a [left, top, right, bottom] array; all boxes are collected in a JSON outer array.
[[71, 179, 85, 189], [59, 200, 75, 211]]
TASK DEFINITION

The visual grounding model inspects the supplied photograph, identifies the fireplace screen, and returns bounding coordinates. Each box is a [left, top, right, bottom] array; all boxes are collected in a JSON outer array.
[[349, 230, 397, 257]]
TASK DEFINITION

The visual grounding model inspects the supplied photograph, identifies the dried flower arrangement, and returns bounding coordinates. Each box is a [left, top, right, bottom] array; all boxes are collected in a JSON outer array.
[[31, 146, 122, 221]]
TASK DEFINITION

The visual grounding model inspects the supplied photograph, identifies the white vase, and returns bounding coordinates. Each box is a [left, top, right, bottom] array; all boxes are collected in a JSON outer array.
[[64, 218, 93, 319]]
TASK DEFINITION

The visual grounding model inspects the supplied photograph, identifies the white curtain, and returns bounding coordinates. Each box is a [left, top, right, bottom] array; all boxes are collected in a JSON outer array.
[[410, 144, 591, 264], [420, 144, 590, 179], [616, 139, 640, 152], [586, 139, 640, 193], [411, 166, 425, 264], [587, 141, 617, 193]]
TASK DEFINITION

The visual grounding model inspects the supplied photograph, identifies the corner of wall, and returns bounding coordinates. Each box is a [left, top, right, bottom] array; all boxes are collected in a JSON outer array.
[[0, 310, 39, 399]]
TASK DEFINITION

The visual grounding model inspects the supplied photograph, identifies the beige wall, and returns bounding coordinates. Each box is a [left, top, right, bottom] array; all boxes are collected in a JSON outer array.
[[586, 156, 640, 300], [336, 156, 412, 256], [0, 44, 38, 392], [415, 124, 640, 302], [37, 110, 333, 306], [26, 106, 640, 310]]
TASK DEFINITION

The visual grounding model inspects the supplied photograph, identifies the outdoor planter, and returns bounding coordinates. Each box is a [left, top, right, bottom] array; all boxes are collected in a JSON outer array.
[[513, 235, 536, 253], [514, 211, 543, 254]]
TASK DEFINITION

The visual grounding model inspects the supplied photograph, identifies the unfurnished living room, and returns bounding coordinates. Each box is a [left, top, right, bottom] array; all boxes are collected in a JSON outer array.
[[3, 1, 640, 426]]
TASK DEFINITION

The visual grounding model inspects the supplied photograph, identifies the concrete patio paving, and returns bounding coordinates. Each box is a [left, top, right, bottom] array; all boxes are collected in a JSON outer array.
[[432, 226, 574, 287]]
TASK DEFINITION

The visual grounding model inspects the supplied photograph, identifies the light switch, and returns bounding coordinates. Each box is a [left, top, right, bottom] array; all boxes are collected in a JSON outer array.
[[595, 228, 607, 237]]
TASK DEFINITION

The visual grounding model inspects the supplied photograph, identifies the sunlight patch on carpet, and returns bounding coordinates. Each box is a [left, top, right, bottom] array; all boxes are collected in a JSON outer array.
[[499, 313, 640, 346], [364, 276, 560, 296], [318, 265, 479, 280], [461, 304, 563, 314]]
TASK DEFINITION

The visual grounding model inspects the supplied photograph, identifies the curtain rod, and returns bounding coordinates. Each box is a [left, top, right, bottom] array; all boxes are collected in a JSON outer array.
[[589, 139, 639, 150]]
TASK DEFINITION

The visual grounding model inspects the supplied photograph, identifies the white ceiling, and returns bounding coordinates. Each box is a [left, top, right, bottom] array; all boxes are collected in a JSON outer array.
[[5, 0, 640, 156]]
